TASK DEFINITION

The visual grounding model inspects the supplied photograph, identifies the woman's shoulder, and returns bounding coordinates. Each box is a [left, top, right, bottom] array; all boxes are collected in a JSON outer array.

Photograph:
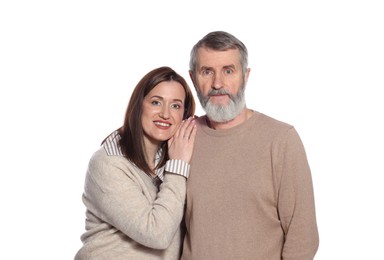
[[86, 147, 142, 188], [89, 147, 131, 170]]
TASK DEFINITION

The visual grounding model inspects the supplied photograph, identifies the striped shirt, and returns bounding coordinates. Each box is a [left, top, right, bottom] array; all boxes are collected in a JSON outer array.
[[102, 131, 190, 187]]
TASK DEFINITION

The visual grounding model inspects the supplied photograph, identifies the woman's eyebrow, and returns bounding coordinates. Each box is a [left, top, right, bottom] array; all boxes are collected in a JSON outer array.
[[150, 95, 184, 104]]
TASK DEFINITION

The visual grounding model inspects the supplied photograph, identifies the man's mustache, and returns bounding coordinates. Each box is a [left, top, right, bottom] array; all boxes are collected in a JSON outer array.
[[208, 88, 230, 96]]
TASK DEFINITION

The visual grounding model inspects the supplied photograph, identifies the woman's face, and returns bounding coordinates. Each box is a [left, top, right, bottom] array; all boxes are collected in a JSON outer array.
[[141, 81, 186, 146]]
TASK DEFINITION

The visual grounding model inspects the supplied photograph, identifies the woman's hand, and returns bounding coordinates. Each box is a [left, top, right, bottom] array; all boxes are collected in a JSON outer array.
[[167, 117, 197, 163]]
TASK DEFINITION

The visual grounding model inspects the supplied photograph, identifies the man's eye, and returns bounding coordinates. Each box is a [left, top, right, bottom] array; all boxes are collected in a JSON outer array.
[[202, 70, 212, 76], [225, 69, 232, 74]]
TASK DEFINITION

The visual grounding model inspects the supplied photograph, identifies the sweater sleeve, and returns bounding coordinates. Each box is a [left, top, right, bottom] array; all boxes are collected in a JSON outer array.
[[276, 127, 319, 260], [83, 149, 187, 250]]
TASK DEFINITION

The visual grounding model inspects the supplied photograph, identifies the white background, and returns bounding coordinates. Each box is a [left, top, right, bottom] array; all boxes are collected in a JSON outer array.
[[1, 1, 383, 259]]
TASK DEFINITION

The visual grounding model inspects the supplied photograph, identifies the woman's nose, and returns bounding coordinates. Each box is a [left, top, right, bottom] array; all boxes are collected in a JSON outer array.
[[159, 106, 170, 119]]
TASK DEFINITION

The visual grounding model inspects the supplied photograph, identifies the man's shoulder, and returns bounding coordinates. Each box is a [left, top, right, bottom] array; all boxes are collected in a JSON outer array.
[[254, 111, 293, 129], [195, 114, 207, 124]]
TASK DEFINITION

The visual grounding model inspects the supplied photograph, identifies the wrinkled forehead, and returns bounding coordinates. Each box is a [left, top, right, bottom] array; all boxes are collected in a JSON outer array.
[[196, 47, 242, 70]]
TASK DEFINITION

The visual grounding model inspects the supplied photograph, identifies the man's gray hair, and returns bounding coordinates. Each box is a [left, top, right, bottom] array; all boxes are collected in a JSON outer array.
[[189, 31, 248, 74]]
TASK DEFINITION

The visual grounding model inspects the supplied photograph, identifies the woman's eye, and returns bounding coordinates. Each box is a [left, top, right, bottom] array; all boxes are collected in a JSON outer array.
[[171, 104, 181, 109], [151, 100, 161, 106]]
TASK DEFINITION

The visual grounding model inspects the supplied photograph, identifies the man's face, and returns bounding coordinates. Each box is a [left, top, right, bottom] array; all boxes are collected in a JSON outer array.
[[191, 47, 249, 122]]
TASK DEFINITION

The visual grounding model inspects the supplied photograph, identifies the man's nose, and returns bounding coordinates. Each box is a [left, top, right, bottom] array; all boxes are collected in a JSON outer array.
[[212, 74, 223, 89]]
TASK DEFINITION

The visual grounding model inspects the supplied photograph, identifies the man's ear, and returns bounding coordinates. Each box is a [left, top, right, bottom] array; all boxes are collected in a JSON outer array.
[[245, 68, 251, 82], [189, 70, 195, 85]]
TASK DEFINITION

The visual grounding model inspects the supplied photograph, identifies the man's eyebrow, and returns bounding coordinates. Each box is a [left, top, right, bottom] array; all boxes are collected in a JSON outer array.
[[199, 66, 213, 71], [200, 64, 236, 71], [223, 64, 236, 69]]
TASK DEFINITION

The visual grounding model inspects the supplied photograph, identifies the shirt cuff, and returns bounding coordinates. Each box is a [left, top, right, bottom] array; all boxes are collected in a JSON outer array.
[[164, 159, 190, 178]]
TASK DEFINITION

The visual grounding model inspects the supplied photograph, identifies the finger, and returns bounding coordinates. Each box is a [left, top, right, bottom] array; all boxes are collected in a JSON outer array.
[[167, 136, 174, 148], [179, 117, 192, 138], [173, 119, 185, 138], [188, 123, 197, 142], [184, 118, 196, 139]]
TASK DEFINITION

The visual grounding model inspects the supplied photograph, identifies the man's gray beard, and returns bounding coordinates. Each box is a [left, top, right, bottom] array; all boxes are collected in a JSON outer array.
[[197, 86, 246, 123]]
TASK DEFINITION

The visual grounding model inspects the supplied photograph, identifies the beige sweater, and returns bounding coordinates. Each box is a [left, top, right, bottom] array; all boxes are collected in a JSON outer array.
[[181, 111, 319, 260], [75, 147, 186, 260]]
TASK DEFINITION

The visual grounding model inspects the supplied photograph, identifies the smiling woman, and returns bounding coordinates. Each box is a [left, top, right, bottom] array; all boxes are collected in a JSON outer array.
[[74, 66, 196, 259], [141, 80, 187, 154]]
